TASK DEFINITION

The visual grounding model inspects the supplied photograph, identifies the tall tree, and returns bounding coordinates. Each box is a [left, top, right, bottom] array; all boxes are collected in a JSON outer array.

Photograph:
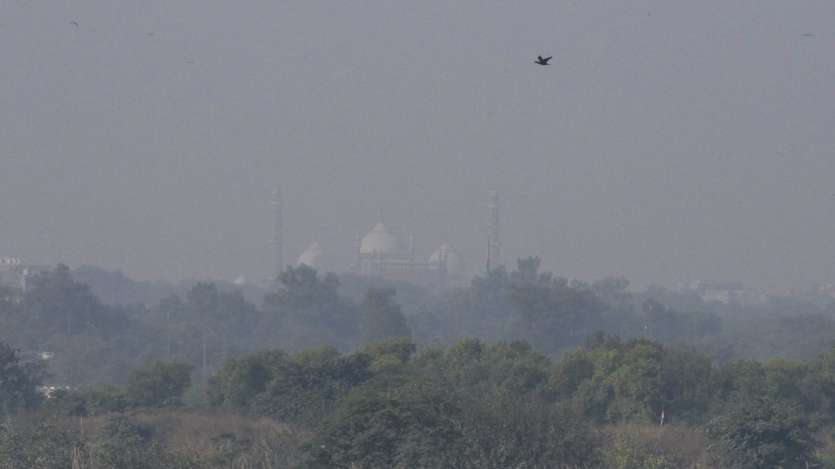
[[0, 341, 44, 415], [706, 397, 819, 469], [125, 361, 194, 407], [361, 288, 410, 344]]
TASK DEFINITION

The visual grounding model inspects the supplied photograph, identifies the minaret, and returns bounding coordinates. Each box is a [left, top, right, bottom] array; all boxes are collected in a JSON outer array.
[[271, 188, 284, 281], [487, 190, 501, 272]]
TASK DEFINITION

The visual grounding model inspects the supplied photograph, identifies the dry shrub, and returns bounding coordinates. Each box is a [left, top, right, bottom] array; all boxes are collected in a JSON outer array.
[[815, 428, 835, 469], [134, 410, 295, 450], [72, 410, 307, 469], [601, 423, 712, 469], [139, 410, 307, 467]]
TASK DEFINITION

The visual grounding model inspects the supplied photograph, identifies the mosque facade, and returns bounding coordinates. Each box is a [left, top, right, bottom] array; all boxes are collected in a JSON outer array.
[[281, 191, 500, 290], [294, 221, 467, 290]]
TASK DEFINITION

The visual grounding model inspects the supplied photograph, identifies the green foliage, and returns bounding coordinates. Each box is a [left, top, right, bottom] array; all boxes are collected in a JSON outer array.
[[551, 335, 715, 425], [126, 361, 194, 407], [706, 397, 819, 469], [641, 298, 721, 343], [310, 379, 465, 468], [361, 288, 411, 343], [659, 346, 713, 423], [270, 265, 341, 310], [363, 337, 417, 371], [208, 349, 288, 409], [210, 346, 373, 426], [421, 338, 552, 396], [455, 395, 600, 468], [509, 258, 608, 353], [262, 265, 360, 350], [600, 424, 710, 469], [82, 384, 130, 414], [711, 359, 767, 402], [0, 342, 44, 415], [10, 258, 835, 469], [0, 418, 82, 469], [603, 433, 675, 469], [253, 348, 373, 424], [92, 415, 174, 469]]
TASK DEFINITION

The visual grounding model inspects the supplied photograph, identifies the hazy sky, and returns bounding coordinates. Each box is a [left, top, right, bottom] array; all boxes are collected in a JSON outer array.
[[1, 1, 834, 289]]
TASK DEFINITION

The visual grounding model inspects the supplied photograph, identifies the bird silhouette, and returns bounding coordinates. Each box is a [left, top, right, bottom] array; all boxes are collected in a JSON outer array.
[[535, 55, 552, 66], [69, 21, 79, 27]]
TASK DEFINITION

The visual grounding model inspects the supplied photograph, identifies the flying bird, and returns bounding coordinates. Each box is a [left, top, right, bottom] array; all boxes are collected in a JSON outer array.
[[535, 55, 552, 66], [69, 21, 79, 27]]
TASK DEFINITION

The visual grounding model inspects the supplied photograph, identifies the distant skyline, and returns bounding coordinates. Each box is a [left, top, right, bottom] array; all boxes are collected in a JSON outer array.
[[1, 1, 834, 289]]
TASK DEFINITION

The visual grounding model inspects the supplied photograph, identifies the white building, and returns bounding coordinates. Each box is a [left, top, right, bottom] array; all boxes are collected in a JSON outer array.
[[296, 242, 325, 269], [352, 221, 452, 289], [293, 221, 467, 290]]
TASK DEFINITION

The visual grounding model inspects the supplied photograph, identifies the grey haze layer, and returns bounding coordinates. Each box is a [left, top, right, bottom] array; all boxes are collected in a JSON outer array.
[[1, 0, 834, 289]]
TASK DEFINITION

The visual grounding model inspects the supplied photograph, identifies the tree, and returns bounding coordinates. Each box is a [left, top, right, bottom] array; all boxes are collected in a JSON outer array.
[[0, 341, 44, 415], [309, 379, 465, 468], [457, 397, 600, 469], [551, 336, 712, 425], [126, 361, 194, 407], [262, 265, 360, 350], [251, 347, 372, 425], [0, 418, 82, 469], [182, 282, 259, 382], [23, 264, 124, 337], [363, 337, 417, 371], [208, 349, 288, 410], [93, 415, 171, 469], [360, 288, 410, 343], [509, 259, 606, 353], [268, 265, 341, 310], [706, 397, 819, 469]]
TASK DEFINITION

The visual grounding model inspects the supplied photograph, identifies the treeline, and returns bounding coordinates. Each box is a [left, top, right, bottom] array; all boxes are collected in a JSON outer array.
[[4, 260, 835, 389], [4, 335, 835, 467], [0, 265, 413, 386], [3, 260, 835, 467]]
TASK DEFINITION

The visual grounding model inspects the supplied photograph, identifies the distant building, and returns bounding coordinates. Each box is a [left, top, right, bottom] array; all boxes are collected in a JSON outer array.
[[280, 191, 501, 290], [37, 385, 72, 399], [813, 283, 835, 300], [349, 221, 453, 290], [297, 242, 325, 270], [679, 280, 763, 305], [19, 350, 54, 362], [428, 243, 467, 286], [0, 257, 48, 292]]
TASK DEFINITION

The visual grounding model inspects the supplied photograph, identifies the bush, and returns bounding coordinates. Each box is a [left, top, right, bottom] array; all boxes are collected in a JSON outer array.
[[126, 361, 193, 407], [707, 397, 819, 469]]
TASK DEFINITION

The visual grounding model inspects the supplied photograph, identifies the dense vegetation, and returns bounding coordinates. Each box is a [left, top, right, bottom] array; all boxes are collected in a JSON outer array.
[[3, 261, 835, 467]]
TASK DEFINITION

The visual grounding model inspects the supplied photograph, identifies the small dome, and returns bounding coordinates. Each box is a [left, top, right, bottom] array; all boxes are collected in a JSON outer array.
[[429, 244, 464, 276], [297, 242, 324, 268], [360, 222, 400, 255]]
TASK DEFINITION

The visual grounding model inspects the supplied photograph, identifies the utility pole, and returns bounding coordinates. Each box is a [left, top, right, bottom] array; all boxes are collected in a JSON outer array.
[[271, 187, 284, 282], [487, 190, 501, 272]]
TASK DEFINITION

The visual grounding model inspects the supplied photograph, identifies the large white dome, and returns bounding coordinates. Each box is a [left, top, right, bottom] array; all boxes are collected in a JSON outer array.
[[360, 222, 400, 255], [429, 243, 464, 276], [297, 242, 324, 268]]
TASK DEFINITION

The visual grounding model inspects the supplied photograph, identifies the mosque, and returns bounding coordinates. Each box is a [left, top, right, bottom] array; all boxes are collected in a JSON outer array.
[[294, 221, 466, 290], [278, 191, 501, 290]]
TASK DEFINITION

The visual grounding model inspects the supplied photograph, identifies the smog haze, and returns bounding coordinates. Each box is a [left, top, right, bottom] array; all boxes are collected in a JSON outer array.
[[2, 0, 834, 289]]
